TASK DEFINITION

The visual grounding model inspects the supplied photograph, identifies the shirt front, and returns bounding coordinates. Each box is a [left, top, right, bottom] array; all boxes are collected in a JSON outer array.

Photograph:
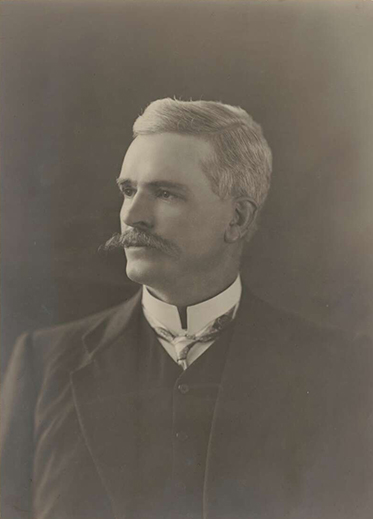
[[142, 275, 242, 367]]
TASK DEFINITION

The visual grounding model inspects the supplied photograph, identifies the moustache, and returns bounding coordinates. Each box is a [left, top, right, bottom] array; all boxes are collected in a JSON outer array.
[[101, 229, 180, 256]]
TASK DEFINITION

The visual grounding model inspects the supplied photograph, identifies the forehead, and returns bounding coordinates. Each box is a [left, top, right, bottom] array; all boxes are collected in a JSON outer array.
[[119, 133, 214, 185]]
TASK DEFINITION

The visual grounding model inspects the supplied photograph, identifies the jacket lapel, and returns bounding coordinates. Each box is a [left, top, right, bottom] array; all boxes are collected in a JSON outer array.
[[71, 286, 311, 519], [71, 290, 143, 519], [204, 290, 306, 519]]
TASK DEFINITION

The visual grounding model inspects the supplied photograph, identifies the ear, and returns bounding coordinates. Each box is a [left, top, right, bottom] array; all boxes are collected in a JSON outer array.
[[224, 197, 257, 243]]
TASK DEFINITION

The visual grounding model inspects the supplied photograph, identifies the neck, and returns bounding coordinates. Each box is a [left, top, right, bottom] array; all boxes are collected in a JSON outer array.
[[145, 269, 240, 309]]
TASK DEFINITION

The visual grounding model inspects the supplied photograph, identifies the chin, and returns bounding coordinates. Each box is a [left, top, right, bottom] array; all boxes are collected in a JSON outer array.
[[126, 263, 147, 284], [126, 254, 176, 292], [125, 258, 158, 287]]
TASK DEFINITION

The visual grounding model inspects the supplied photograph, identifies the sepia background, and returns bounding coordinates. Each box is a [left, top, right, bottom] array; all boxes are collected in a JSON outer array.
[[1, 0, 373, 374]]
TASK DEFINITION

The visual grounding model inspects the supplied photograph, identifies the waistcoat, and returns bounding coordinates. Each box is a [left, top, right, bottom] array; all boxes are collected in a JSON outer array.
[[130, 312, 235, 519]]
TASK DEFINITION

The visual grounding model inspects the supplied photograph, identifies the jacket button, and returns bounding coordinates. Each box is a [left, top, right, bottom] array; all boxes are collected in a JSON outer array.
[[178, 384, 190, 394], [176, 431, 188, 442]]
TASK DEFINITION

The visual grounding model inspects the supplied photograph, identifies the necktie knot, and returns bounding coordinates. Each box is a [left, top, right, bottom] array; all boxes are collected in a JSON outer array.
[[152, 304, 238, 370]]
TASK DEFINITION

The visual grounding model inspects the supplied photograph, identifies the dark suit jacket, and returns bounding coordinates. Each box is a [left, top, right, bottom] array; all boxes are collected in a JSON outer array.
[[1, 287, 372, 519]]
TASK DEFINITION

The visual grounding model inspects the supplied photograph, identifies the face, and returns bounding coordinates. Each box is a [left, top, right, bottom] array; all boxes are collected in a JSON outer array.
[[117, 133, 236, 292]]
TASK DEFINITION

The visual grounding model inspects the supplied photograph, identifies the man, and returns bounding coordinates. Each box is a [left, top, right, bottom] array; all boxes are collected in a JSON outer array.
[[1, 98, 372, 519]]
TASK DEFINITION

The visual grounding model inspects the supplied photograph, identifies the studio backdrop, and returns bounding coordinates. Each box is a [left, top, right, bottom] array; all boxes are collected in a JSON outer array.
[[1, 0, 373, 374]]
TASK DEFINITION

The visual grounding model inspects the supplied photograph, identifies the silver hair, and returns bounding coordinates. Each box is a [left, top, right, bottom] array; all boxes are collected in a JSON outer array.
[[133, 98, 272, 240]]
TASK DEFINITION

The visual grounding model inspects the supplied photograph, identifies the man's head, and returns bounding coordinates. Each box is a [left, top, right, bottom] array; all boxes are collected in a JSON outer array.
[[107, 98, 272, 303]]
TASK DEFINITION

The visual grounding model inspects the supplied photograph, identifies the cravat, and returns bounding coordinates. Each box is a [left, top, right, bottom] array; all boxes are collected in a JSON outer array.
[[151, 304, 238, 370]]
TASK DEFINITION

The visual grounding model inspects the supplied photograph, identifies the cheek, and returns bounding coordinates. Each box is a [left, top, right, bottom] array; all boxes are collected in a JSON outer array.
[[155, 205, 188, 231], [198, 207, 228, 233], [156, 203, 229, 246], [181, 212, 227, 249]]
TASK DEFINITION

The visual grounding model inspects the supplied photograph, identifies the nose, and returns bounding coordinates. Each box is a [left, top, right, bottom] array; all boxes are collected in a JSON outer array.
[[120, 192, 154, 231]]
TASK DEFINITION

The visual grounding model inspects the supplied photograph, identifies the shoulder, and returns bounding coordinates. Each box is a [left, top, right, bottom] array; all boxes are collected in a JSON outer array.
[[243, 286, 370, 340], [11, 290, 142, 376], [32, 304, 123, 345], [237, 290, 373, 433], [240, 287, 372, 374]]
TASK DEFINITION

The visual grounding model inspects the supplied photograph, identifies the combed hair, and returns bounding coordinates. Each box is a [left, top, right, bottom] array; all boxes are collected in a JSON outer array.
[[133, 98, 272, 238]]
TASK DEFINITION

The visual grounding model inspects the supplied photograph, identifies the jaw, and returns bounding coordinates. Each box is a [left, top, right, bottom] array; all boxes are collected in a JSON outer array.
[[125, 247, 174, 286], [125, 247, 240, 307]]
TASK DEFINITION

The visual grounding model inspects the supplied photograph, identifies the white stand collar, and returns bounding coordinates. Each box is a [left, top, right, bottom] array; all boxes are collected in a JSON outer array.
[[142, 275, 242, 336]]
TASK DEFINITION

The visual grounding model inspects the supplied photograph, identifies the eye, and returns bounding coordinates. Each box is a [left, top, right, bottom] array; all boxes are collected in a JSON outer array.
[[122, 187, 136, 198], [158, 190, 175, 200]]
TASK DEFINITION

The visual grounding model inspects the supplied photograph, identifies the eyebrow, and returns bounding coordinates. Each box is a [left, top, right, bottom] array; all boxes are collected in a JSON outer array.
[[116, 177, 190, 194]]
